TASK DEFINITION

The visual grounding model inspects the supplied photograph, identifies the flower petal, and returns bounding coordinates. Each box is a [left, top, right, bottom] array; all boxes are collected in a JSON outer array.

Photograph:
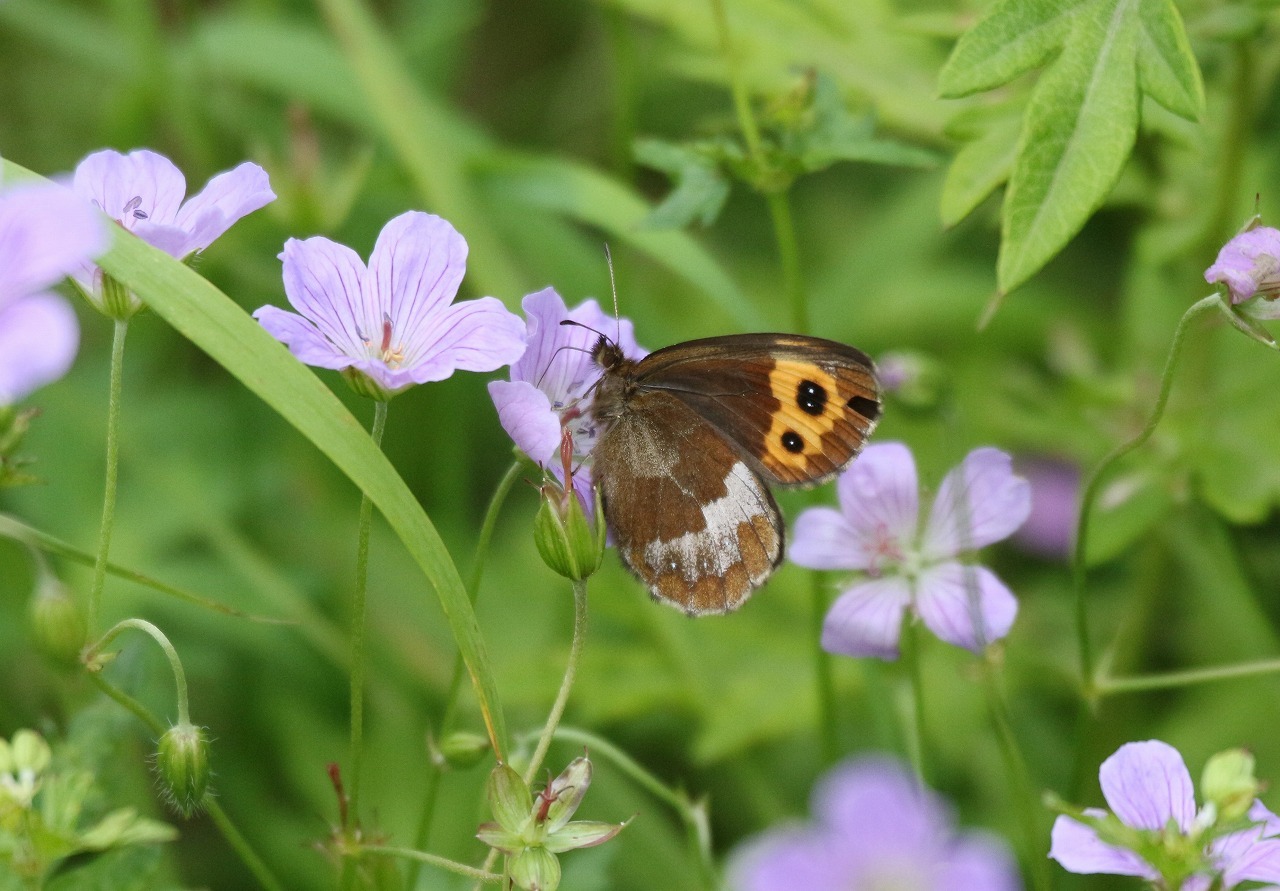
[[821, 577, 911, 660], [1098, 740, 1196, 832], [789, 506, 869, 570], [936, 833, 1022, 891], [1214, 801, 1280, 885], [544, 820, 628, 853], [278, 235, 369, 361], [0, 294, 79, 404], [812, 757, 947, 852], [1049, 809, 1154, 877], [404, 296, 526, 383], [72, 148, 186, 227], [1205, 226, 1280, 304], [173, 162, 275, 254], [488, 380, 563, 465], [726, 826, 849, 891], [832, 442, 920, 565], [366, 211, 466, 345], [0, 182, 106, 304], [252, 305, 354, 371], [922, 447, 1030, 560], [914, 562, 1017, 653]]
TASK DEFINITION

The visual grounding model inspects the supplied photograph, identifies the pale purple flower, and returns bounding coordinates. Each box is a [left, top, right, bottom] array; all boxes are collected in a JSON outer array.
[[255, 211, 526, 399], [70, 148, 274, 316], [1205, 226, 1280, 319], [487, 287, 644, 506], [1051, 740, 1280, 890], [0, 181, 107, 403], [791, 443, 1030, 659], [727, 756, 1021, 891], [1011, 457, 1078, 560]]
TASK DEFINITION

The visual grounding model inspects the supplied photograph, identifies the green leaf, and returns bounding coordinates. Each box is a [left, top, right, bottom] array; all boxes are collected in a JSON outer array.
[[794, 75, 938, 171], [632, 138, 730, 230], [938, 0, 1083, 98], [1136, 0, 1205, 121], [475, 153, 765, 329], [0, 159, 510, 758], [998, 0, 1140, 294], [940, 107, 1022, 227]]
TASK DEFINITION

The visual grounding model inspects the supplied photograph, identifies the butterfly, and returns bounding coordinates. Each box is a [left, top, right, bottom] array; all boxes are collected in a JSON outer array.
[[586, 332, 882, 615]]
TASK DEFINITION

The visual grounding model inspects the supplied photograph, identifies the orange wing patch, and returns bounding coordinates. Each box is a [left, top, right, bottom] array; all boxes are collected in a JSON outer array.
[[760, 359, 880, 484]]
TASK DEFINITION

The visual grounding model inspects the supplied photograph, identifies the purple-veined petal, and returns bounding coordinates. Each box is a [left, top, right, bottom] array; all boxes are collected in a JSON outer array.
[[0, 294, 79, 404], [0, 182, 107, 304], [173, 161, 275, 254], [1215, 801, 1280, 885], [252, 305, 353, 371], [277, 235, 370, 361], [130, 220, 198, 259], [366, 211, 467, 343], [831, 442, 920, 571], [790, 506, 870, 571], [1205, 226, 1280, 304], [821, 576, 911, 660], [1098, 740, 1196, 832], [72, 149, 186, 228], [510, 289, 609, 396], [914, 561, 1017, 653], [922, 447, 1031, 560], [936, 833, 1022, 891], [488, 380, 563, 465], [403, 295, 525, 383], [1049, 809, 1155, 877]]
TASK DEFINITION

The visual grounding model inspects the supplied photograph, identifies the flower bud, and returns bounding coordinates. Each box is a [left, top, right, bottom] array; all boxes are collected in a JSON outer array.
[[875, 350, 946, 412], [95, 271, 145, 320], [1201, 748, 1259, 823], [434, 730, 491, 771], [155, 723, 211, 817], [29, 575, 86, 667], [533, 481, 605, 582], [340, 366, 399, 402]]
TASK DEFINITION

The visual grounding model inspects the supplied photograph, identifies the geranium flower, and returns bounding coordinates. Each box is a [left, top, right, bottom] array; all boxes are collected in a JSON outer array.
[[70, 148, 275, 317], [0, 180, 106, 404], [1205, 226, 1280, 319], [1011, 456, 1078, 560], [1051, 740, 1280, 890], [254, 211, 526, 399], [487, 287, 644, 506], [727, 756, 1021, 891], [790, 442, 1030, 659]]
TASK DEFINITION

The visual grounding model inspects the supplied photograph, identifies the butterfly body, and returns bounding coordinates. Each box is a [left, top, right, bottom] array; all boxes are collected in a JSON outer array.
[[589, 333, 881, 615]]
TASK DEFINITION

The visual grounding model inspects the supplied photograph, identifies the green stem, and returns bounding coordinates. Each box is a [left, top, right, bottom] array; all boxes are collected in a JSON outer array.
[[810, 575, 838, 764], [1098, 658, 1280, 695], [406, 459, 522, 890], [523, 578, 590, 785], [1071, 294, 1220, 701], [548, 726, 719, 890], [708, 0, 763, 162], [88, 671, 286, 891], [88, 318, 128, 632], [87, 618, 190, 725], [980, 657, 1051, 891], [900, 619, 927, 785], [766, 191, 807, 333], [363, 845, 503, 883], [348, 400, 388, 820]]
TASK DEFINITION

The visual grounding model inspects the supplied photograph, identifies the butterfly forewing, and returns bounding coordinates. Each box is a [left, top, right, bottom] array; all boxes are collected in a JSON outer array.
[[630, 334, 882, 486]]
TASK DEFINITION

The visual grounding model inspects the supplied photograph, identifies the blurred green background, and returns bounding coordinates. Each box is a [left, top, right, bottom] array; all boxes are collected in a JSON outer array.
[[4, 1, 1280, 889]]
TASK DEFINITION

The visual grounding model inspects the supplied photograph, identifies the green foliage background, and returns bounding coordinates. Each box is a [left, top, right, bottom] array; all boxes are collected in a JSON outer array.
[[3, 0, 1280, 888]]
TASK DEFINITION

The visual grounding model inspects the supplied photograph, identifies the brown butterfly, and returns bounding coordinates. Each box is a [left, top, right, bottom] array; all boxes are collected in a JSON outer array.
[[587, 332, 882, 615]]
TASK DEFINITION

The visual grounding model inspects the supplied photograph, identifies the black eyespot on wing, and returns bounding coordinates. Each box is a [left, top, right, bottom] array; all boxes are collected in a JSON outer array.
[[847, 395, 881, 422], [797, 380, 827, 416], [781, 431, 804, 453]]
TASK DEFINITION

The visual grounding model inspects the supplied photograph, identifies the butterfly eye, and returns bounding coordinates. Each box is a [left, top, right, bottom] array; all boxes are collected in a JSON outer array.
[[797, 379, 828, 416], [781, 431, 804, 453]]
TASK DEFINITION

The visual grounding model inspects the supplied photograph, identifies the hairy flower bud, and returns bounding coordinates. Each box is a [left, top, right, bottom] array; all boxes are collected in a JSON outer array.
[[155, 723, 211, 817], [533, 479, 605, 582], [29, 576, 86, 666]]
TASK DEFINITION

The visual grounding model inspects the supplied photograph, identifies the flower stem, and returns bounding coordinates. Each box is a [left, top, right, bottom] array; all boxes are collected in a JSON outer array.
[[523, 577, 590, 785], [347, 399, 388, 821], [810, 575, 838, 764], [87, 669, 286, 891], [1071, 294, 1221, 701], [406, 458, 521, 889], [708, 0, 763, 163], [363, 845, 503, 883], [980, 656, 1051, 891], [1098, 657, 1280, 695], [87, 618, 191, 725], [767, 191, 808, 334], [87, 318, 128, 632], [900, 618, 927, 786]]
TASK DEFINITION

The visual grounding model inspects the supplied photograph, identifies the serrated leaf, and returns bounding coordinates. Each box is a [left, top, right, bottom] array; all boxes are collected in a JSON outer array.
[[633, 139, 730, 230], [998, 0, 1140, 295], [941, 110, 1022, 227], [938, 0, 1084, 98], [1136, 0, 1205, 121]]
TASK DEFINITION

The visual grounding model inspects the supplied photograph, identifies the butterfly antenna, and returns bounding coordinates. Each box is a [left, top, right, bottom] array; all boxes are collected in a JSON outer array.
[[604, 243, 621, 344]]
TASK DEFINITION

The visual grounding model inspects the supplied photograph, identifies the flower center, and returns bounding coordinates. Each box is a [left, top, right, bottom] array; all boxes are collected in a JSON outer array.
[[866, 522, 907, 577], [95, 195, 151, 231], [364, 314, 405, 368]]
